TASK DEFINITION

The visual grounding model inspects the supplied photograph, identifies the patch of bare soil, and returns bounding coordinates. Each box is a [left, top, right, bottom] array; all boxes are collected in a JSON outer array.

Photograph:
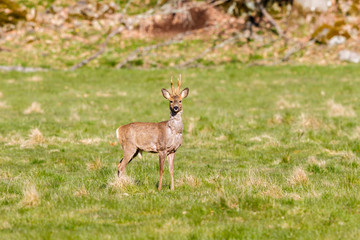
[[123, 2, 243, 39]]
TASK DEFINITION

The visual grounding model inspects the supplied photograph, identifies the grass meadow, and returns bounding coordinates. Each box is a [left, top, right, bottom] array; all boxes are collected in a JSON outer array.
[[1, 65, 360, 239]]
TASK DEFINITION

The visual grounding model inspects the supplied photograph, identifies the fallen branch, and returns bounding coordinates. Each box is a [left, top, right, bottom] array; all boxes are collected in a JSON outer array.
[[282, 39, 315, 62], [176, 32, 244, 68], [69, 26, 125, 70], [121, 0, 134, 14], [0, 65, 48, 72], [116, 30, 195, 69], [257, 1, 286, 39], [69, 0, 135, 71], [69, 1, 213, 70]]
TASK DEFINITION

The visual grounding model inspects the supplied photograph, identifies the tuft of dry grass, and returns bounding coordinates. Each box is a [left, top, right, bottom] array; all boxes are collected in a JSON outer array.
[[288, 167, 308, 185], [268, 113, 283, 125], [187, 117, 198, 135], [108, 174, 134, 190], [287, 193, 301, 201], [215, 135, 227, 141], [262, 185, 283, 199], [3, 133, 23, 146], [87, 157, 103, 170], [308, 156, 326, 167], [80, 138, 102, 145], [0, 220, 12, 230], [21, 184, 40, 207], [27, 128, 45, 145], [294, 113, 321, 132], [74, 186, 88, 197], [276, 97, 300, 110], [249, 134, 279, 148], [6, 129, 45, 148], [26, 75, 43, 82], [23, 102, 44, 114], [327, 100, 356, 117], [96, 91, 112, 97], [117, 91, 127, 96], [69, 109, 80, 121], [177, 174, 201, 187], [245, 170, 269, 188], [0, 101, 9, 109], [323, 149, 358, 162]]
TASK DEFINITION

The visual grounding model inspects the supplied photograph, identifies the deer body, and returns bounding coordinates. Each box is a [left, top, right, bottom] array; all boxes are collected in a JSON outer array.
[[116, 76, 189, 191], [116, 113, 183, 154]]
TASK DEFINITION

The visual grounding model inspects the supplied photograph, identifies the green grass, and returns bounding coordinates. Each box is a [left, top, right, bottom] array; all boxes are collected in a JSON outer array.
[[1, 65, 360, 239]]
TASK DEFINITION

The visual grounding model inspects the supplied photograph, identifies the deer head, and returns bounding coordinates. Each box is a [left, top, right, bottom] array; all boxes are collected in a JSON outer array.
[[161, 74, 189, 115]]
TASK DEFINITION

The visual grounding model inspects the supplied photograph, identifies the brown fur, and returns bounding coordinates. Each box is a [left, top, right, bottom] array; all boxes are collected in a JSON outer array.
[[116, 77, 189, 191]]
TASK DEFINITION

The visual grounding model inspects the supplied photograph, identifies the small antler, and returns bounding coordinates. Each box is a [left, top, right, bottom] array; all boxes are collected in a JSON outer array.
[[177, 74, 181, 95], [170, 76, 176, 95]]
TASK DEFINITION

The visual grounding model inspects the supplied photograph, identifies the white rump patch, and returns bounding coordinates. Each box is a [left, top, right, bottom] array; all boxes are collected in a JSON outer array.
[[116, 128, 119, 141]]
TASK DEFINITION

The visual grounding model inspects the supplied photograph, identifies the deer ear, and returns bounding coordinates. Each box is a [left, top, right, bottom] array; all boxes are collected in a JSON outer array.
[[161, 88, 171, 100], [180, 88, 189, 99]]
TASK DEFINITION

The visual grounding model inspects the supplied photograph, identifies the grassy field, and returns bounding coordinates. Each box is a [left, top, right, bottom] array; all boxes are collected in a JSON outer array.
[[1, 65, 360, 239]]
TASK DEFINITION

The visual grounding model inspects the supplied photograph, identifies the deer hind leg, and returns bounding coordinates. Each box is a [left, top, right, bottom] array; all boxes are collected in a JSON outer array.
[[118, 145, 138, 177], [158, 152, 166, 191]]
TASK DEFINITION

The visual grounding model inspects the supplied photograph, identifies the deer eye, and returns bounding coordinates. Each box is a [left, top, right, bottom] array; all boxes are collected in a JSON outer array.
[[170, 101, 173, 103], [179, 101, 182, 103]]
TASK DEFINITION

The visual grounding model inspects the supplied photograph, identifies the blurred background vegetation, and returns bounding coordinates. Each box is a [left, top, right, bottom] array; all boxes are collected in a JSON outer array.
[[0, 0, 359, 70]]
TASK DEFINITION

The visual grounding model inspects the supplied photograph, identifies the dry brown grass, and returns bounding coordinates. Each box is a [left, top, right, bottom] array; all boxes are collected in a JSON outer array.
[[249, 134, 280, 148], [176, 174, 201, 187], [27, 128, 45, 145], [287, 193, 301, 200], [245, 170, 269, 188], [23, 102, 44, 114], [293, 113, 321, 132], [187, 117, 198, 135], [323, 149, 358, 162], [87, 157, 103, 170], [0, 169, 13, 180], [69, 109, 80, 121], [351, 126, 360, 139], [80, 138, 102, 145], [21, 184, 40, 207], [327, 100, 356, 117], [288, 167, 308, 185], [0, 220, 12, 230], [215, 134, 227, 141], [26, 75, 43, 82], [0, 101, 9, 109], [308, 156, 326, 167], [96, 91, 112, 97], [116, 91, 127, 96], [268, 113, 283, 125], [74, 186, 88, 197], [3, 133, 23, 146], [205, 174, 221, 185], [108, 174, 134, 190], [276, 97, 300, 110], [243, 170, 284, 199], [3, 129, 45, 148], [262, 185, 283, 199]]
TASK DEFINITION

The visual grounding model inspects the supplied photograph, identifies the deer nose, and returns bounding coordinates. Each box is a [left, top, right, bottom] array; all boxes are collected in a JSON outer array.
[[173, 106, 179, 111]]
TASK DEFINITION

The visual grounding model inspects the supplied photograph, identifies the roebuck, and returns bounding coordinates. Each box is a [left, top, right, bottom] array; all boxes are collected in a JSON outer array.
[[116, 75, 189, 190]]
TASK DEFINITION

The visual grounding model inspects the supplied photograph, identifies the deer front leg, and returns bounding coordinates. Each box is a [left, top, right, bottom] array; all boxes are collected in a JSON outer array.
[[168, 152, 175, 191], [158, 152, 166, 191]]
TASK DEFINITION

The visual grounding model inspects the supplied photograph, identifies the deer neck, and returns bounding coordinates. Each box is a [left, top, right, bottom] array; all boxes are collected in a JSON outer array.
[[168, 110, 183, 134]]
